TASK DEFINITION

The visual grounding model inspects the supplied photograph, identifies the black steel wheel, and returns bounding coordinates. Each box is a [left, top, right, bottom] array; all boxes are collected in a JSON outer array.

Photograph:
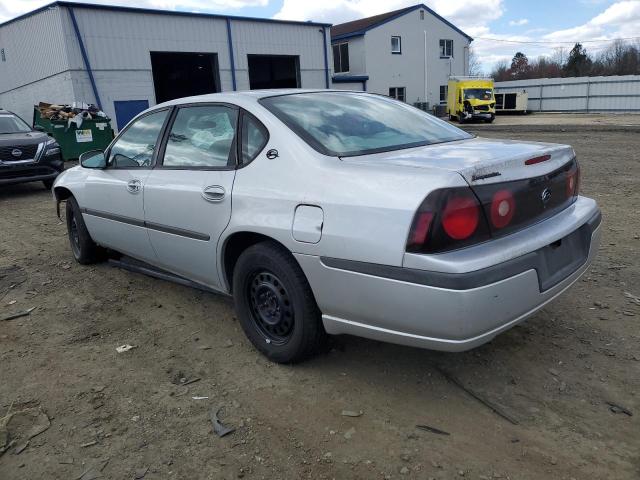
[[65, 196, 103, 264], [233, 241, 326, 363], [247, 270, 295, 344]]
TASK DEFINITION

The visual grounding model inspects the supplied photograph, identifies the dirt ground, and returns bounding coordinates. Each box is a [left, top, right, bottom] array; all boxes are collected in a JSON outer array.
[[1, 122, 639, 480]]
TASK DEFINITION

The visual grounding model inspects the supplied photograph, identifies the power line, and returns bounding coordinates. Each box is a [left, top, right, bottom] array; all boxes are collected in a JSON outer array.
[[475, 36, 640, 45]]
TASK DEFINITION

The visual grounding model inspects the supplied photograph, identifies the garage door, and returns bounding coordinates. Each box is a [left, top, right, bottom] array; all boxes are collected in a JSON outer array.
[[248, 55, 300, 90], [150, 52, 220, 103]]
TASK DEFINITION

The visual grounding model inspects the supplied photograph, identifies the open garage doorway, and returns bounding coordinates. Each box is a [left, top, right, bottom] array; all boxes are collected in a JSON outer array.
[[248, 55, 300, 90], [150, 52, 220, 103]]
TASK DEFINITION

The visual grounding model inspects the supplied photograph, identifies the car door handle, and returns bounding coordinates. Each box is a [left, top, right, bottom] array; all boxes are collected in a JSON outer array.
[[202, 185, 226, 202], [127, 179, 142, 194]]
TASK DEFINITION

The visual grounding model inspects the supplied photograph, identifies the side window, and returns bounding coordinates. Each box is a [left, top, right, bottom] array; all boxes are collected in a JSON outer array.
[[108, 109, 168, 168], [241, 112, 268, 165], [163, 105, 238, 168]]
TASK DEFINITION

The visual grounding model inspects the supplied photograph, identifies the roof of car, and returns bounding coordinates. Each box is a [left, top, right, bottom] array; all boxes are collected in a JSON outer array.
[[155, 89, 357, 108]]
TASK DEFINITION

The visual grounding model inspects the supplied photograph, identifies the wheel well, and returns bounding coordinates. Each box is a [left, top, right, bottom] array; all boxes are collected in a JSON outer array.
[[223, 232, 289, 293], [53, 186, 73, 218]]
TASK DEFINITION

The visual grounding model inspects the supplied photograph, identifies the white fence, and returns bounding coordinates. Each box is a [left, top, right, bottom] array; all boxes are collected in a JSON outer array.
[[494, 75, 640, 113]]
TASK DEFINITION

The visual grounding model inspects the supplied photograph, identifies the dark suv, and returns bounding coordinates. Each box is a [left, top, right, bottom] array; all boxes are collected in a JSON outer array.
[[0, 109, 63, 189]]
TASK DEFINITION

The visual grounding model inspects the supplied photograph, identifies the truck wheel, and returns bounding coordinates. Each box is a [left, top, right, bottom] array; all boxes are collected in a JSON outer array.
[[457, 112, 466, 124], [232, 241, 326, 363], [65, 196, 104, 264]]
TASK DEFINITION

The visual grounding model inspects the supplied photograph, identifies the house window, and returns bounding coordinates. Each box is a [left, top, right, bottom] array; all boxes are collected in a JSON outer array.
[[391, 36, 401, 54], [440, 85, 448, 104], [332, 42, 349, 73], [389, 87, 406, 102], [1, 48, 5, 62], [420, 10, 424, 20], [439, 39, 453, 58]]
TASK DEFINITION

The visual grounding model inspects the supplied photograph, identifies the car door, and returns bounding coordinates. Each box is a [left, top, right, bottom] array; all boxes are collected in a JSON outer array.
[[80, 108, 170, 263], [143, 104, 246, 289]]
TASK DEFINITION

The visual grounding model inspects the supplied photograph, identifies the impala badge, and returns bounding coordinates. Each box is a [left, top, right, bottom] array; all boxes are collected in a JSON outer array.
[[541, 187, 552, 205], [11, 148, 22, 158]]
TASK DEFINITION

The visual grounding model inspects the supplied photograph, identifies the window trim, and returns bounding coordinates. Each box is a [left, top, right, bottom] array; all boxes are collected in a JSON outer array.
[[104, 107, 173, 170], [439, 39, 453, 58], [237, 108, 270, 168], [391, 36, 402, 54], [439, 85, 448, 104], [154, 102, 240, 172], [332, 41, 350, 74], [389, 87, 406, 102]]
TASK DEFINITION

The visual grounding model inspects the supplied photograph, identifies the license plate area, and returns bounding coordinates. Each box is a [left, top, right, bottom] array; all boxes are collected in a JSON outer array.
[[536, 222, 591, 291]]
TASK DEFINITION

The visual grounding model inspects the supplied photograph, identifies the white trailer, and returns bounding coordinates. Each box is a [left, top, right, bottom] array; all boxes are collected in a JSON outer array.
[[495, 90, 529, 113]]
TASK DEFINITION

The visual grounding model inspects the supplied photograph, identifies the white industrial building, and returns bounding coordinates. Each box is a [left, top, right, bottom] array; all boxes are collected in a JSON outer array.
[[0, 1, 331, 130], [330, 4, 472, 108]]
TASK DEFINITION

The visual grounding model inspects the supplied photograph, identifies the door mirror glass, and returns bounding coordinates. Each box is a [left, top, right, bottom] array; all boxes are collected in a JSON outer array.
[[80, 150, 106, 169]]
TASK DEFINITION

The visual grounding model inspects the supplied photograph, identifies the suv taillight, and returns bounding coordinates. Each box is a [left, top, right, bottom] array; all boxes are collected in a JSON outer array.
[[406, 187, 491, 254]]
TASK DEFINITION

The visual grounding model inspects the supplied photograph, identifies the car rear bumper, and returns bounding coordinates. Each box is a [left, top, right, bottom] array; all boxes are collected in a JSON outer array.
[[0, 159, 63, 186], [295, 202, 601, 352]]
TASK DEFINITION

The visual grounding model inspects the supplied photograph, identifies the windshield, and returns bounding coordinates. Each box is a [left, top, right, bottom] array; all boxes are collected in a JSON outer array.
[[464, 89, 493, 101], [260, 92, 472, 156], [0, 114, 31, 134]]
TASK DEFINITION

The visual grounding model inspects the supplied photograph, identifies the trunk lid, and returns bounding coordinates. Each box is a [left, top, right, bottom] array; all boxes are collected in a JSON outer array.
[[341, 137, 576, 185]]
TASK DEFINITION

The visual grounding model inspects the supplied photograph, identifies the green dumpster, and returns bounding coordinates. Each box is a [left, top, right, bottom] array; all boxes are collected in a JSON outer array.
[[33, 107, 114, 161]]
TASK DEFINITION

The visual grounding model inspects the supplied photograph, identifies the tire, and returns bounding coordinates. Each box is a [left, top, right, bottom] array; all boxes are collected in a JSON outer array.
[[43, 179, 54, 190], [485, 115, 495, 123], [457, 112, 466, 124], [65, 196, 103, 264], [232, 241, 326, 363]]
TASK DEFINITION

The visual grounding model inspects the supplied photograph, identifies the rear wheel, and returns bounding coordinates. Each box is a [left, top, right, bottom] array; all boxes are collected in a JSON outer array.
[[232, 241, 326, 363], [457, 112, 466, 124], [43, 179, 54, 190], [65, 196, 103, 264]]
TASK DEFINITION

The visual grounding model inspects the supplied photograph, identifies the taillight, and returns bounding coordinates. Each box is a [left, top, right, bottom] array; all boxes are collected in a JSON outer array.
[[442, 196, 479, 240], [566, 162, 580, 198], [490, 189, 515, 229], [406, 188, 490, 254]]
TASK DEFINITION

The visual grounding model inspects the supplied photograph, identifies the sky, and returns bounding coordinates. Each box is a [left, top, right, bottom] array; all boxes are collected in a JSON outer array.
[[1, 0, 639, 72]]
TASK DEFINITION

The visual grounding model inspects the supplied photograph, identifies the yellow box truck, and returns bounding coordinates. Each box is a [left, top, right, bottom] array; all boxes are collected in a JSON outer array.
[[447, 76, 496, 123]]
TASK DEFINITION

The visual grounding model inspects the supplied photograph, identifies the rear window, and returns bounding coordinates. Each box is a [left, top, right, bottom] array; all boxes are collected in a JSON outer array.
[[260, 92, 471, 157]]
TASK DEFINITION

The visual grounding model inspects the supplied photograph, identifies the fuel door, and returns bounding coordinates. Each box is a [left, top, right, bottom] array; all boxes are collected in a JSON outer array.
[[292, 205, 324, 244]]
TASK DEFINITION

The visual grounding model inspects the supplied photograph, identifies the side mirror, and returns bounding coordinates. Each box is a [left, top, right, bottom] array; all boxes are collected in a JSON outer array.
[[33, 125, 45, 132], [80, 150, 106, 169]]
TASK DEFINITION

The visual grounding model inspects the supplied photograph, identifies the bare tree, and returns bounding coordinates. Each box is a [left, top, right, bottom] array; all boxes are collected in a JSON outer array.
[[468, 48, 483, 76]]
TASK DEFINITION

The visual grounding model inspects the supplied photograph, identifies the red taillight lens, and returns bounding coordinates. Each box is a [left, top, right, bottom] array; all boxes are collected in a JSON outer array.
[[490, 189, 515, 229], [407, 212, 433, 248], [441, 196, 480, 240], [566, 164, 580, 197]]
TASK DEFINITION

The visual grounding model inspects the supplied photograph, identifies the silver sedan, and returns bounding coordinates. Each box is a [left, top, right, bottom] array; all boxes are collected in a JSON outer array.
[[53, 90, 601, 363]]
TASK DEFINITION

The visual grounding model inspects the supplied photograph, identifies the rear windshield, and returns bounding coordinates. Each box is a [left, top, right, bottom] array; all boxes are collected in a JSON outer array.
[[0, 114, 31, 134], [260, 92, 472, 157]]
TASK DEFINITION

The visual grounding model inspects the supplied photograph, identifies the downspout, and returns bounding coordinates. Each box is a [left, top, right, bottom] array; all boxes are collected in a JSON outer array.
[[423, 30, 428, 105], [321, 27, 330, 89], [69, 7, 102, 109], [226, 18, 237, 91], [362, 79, 367, 92]]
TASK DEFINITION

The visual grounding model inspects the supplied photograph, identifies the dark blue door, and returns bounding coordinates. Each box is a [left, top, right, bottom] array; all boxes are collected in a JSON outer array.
[[114, 100, 150, 131]]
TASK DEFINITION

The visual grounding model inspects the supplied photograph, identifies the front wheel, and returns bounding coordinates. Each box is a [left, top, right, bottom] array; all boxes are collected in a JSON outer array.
[[65, 196, 104, 264], [232, 242, 326, 363]]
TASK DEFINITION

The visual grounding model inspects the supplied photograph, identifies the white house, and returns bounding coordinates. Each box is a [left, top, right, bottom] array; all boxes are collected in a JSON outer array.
[[330, 4, 472, 108]]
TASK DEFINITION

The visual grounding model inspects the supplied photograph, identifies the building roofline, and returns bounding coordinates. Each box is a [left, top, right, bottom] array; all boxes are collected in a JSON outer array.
[[0, 1, 333, 29], [331, 4, 472, 42]]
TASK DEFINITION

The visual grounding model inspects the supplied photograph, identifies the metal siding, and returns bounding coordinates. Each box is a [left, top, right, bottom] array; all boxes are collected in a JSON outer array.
[[0, 6, 70, 94], [495, 75, 640, 112], [0, 72, 76, 122]]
